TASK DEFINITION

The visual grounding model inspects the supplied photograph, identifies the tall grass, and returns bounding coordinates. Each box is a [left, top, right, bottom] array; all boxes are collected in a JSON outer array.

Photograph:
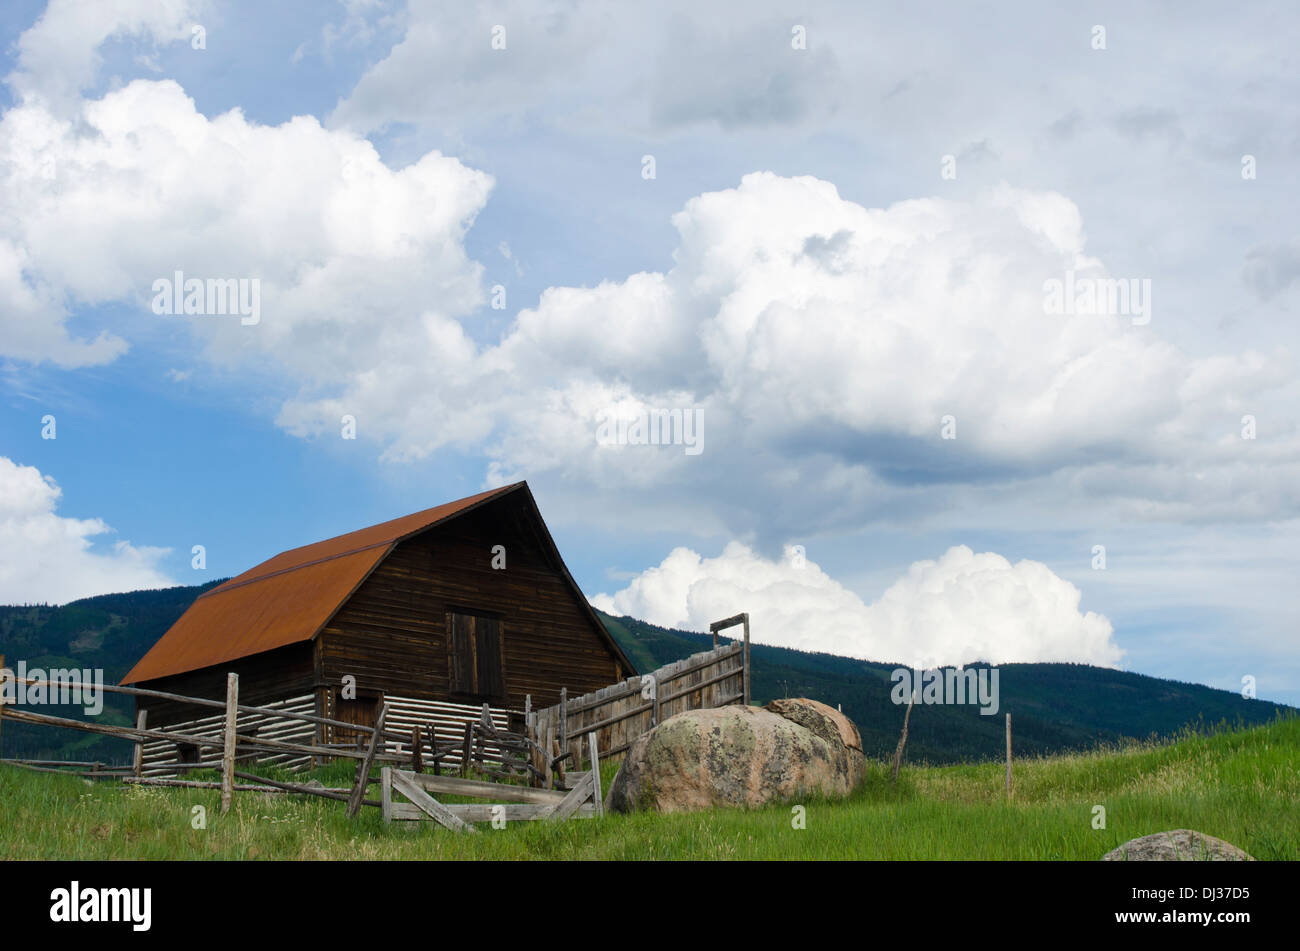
[[2, 714, 1296, 860]]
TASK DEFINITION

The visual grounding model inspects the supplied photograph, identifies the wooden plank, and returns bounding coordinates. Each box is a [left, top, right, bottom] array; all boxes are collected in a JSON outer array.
[[230, 770, 375, 806], [391, 770, 474, 833], [559, 687, 567, 747], [4, 762, 130, 778], [552, 738, 566, 787], [124, 777, 284, 793], [709, 612, 747, 632], [400, 771, 569, 805], [588, 732, 603, 818], [543, 721, 555, 789], [387, 801, 596, 822], [220, 673, 238, 815], [347, 704, 387, 818], [445, 803, 561, 822], [548, 771, 595, 822]]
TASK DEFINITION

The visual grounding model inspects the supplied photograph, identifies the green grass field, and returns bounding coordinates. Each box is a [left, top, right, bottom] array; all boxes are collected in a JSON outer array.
[[2, 715, 1296, 860]]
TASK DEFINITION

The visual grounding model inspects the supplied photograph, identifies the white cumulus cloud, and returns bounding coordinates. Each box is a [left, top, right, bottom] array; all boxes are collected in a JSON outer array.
[[0, 457, 175, 604], [592, 541, 1122, 669], [0, 78, 493, 378]]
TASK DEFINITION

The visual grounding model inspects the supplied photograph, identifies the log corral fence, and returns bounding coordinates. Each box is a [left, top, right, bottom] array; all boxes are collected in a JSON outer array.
[[529, 614, 750, 771]]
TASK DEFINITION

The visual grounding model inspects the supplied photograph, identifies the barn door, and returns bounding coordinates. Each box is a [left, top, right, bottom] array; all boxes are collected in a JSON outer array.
[[333, 691, 380, 748], [447, 611, 505, 701]]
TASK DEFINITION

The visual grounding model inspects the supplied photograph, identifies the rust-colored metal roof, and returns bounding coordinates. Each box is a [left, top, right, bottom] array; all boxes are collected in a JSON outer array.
[[121, 484, 522, 684]]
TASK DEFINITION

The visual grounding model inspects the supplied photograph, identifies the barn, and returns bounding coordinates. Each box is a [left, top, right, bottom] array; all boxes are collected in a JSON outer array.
[[121, 481, 636, 771]]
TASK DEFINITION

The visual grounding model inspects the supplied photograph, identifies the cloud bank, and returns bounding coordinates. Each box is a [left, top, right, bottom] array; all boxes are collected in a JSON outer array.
[[592, 541, 1121, 669]]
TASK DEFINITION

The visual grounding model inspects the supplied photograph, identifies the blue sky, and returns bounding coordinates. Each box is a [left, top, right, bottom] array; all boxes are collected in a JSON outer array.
[[1, 1, 1296, 706]]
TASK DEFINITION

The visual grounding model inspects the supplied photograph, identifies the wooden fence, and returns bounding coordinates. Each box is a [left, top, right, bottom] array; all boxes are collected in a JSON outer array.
[[0, 672, 415, 811], [530, 634, 747, 769], [1, 611, 752, 821]]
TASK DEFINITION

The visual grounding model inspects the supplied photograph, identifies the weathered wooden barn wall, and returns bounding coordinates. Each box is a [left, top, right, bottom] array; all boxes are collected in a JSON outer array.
[[316, 496, 623, 714]]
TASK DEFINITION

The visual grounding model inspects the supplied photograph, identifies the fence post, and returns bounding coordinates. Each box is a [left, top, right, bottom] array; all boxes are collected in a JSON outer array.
[[559, 687, 567, 749], [0, 653, 5, 752], [543, 720, 555, 789], [742, 612, 751, 707], [381, 766, 392, 823], [220, 673, 239, 815], [132, 709, 148, 777], [346, 705, 387, 818], [891, 691, 915, 783], [588, 731, 603, 818], [1005, 713, 1012, 802], [411, 725, 422, 774]]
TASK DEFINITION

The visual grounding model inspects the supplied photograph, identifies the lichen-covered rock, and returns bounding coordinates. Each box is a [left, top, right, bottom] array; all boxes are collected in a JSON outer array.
[[1101, 830, 1255, 861], [765, 698, 862, 752], [607, 704, 866, 813]]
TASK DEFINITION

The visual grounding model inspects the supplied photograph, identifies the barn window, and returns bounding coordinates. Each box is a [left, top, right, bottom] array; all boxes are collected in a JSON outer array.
[[446, 611, 505, 700]]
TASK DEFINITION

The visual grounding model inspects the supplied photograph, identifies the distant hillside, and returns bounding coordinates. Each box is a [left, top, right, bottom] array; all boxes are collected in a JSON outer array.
[[595, 611, 1291, 764], [0, 582, 1288, 766], [0, 581, 227, 762]]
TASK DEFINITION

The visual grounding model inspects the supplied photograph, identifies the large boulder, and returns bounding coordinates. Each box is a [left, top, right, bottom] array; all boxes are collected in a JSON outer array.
[[1101, 830, 1255, 861], [765, 698, 862, 752], [607, 703, 866, 813]]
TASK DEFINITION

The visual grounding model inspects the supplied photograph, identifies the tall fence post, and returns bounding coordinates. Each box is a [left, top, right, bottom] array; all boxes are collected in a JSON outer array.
[[381, 766, 392, 823], [132, 709, 148, 778], [891, 691, 915, 783], [0, 653, 6, 752], [1005, 713, 1013, 802], [742, 613, 751, 707], [220, 672, 239, 815]]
